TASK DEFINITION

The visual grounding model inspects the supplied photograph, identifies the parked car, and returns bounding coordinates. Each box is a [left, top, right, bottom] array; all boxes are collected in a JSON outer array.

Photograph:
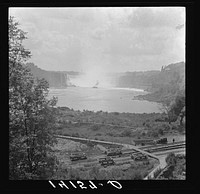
[[99, 157, 115, 167], [70, 153, 87, 161], [131, 153, 148, 161], [154, 137, 168, 144], [99, 157, 111, 163], [107, 149, 122, 157]]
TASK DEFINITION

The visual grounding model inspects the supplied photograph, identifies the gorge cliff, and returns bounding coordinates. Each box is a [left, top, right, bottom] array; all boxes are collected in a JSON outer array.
[[26, 63, 79, 88]]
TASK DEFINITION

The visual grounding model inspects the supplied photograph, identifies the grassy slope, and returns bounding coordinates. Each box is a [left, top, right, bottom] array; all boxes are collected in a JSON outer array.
[[54, 108, 185, 144]]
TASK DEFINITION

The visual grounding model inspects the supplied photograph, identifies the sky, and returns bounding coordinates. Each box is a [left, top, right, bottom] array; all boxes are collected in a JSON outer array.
[[9, 7, 185, 74]]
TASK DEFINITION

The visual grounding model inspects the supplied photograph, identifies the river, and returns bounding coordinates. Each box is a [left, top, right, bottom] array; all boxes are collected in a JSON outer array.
[[48, 87, 161, 113]]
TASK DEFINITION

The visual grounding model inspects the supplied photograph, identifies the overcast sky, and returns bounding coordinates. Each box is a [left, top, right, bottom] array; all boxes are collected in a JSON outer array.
[[9, 7, 185, 73]]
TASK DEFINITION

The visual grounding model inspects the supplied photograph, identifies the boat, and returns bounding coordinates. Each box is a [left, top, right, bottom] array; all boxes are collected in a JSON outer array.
[[93, 80, 99, 88]]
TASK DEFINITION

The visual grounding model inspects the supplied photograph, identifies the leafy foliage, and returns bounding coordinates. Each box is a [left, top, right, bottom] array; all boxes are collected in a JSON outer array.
[[153, 167, 162, 179], [165, 152, 177, 167], [157, 154, 185, 180], [52, 160, 150, 180], [9, 16, 58, 179], [120, 129, 132, 137], [170, 93, 185, 124], [133, 62, 185, 125]]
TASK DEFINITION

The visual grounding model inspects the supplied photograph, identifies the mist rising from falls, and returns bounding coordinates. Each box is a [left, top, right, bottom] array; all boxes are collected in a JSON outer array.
[[69, 69, 113, 88]]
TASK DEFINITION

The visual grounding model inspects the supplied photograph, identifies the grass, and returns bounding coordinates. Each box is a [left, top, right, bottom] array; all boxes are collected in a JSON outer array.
[[54, 107, 185, 145], [53, 157, 155, 180], [51, 107, 185, 180]]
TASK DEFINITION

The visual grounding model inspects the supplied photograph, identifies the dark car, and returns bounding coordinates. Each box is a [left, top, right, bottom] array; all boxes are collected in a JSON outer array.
[[154, 138, 168, 144], [131, 153, 148, 161], [70, 153, 87, 161], [107, 149, 122, 157], [99, 157, 115, 167], [99, 157, 109, 163]]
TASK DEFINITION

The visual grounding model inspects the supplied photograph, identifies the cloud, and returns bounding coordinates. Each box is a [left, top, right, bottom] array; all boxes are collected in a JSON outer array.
[[125, 7, 185, 28], [9, 7, 185, 72], [91, 27, 106, 40], [101, 7, 185, 66]]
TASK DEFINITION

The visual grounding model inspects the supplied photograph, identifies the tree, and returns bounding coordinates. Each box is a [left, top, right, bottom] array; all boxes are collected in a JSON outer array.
[[165, 153, 177, 167], [170, 93, 185, 125], [159, 97, 174, 124], [9, 16, 58, 179], [179, 106, 185, 126]]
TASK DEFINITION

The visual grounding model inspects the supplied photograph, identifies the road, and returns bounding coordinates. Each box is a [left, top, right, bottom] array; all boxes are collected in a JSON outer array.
[[55, 134, 185, 180], [55, 134, 160, 160]]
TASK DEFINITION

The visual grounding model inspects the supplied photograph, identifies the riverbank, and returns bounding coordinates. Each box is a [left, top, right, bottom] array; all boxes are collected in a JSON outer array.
[[132, 91, 163, 103], [54, 107, 185, 145]]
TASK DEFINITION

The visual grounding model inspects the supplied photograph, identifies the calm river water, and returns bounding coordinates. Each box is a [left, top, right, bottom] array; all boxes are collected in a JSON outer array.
[[48, 87, 161, 113]]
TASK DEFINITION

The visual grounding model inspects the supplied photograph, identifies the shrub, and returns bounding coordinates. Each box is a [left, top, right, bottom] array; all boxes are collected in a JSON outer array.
[[88, 167, 100, 180], [147, 130, 159, 138], [74, 123, 81, 127], [120, 129, 132, 137], [63, 132, 70, 136], [84, 163, 93, 168], [67, 168, 81, 180], [95, 133, 102, 136], [130, 162, 138, 169], [90, 125, 101, 131], [171, 124, 178, 131], [155, 117, 167, 122], [145, 122, 151, 128], [130, 170, 144, 180], [110, 168, 123, 180], [158, 128, 164, 135], [79, 171, 91, 180], [141, 132, 146, 136], [142, 171, 149, 178], [175, 163, 185, 176], [177, 124, 185, 132], [71, 132, 80, 137], [147, 163, 154, 170], [97, 170, 108, 180], [153, 168, 162, 178], [165, 152, 177, 166], [107, 132, 114, 136], [164, 123, 171, 130]]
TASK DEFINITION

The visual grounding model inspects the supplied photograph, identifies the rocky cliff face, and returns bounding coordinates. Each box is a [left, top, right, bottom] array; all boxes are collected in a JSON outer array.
[[132, 62, 185, 102], [150, 61, 185, 92], [26, 63, 75, 88], [25, 61, 185, 94], [115, 61, 185, 92], [115, 70, 160, 90]]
